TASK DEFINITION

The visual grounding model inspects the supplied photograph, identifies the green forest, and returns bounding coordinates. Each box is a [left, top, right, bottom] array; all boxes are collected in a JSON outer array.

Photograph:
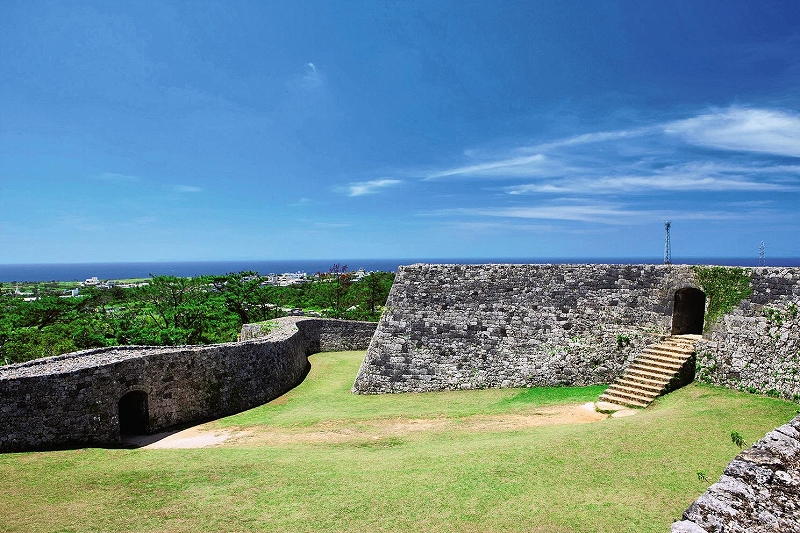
[[0, 267, 394, 366]]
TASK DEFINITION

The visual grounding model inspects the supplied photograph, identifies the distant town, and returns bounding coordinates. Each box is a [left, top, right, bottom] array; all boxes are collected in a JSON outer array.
[[5, 268, 373, 302]]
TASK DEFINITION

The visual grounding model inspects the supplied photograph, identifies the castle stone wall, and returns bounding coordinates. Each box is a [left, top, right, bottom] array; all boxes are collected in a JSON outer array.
[[0, 317, 375, 452], [353, 264, 800, 396], [353, 263, 697, 393], [695, 268, 800, 401]]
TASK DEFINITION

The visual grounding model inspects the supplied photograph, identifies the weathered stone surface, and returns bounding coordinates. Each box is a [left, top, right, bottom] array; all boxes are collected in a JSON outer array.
[[695, 268, 800, 401], [673, 414, 800, 533], [0, 317, 376, 452], [671, 520, 709, 533], [353, 263, 696, 393], [354, 264, 800, 400]]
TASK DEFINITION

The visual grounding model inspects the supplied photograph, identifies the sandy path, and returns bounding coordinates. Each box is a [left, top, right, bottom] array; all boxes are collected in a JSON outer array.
[[126, 402, 612, 449]]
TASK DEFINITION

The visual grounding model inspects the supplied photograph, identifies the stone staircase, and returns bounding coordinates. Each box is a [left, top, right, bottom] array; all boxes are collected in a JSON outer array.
[[598, 334, 700, 408]]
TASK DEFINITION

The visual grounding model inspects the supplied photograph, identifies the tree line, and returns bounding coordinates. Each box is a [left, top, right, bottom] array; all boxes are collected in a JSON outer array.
[[0, 267, 394, 365]]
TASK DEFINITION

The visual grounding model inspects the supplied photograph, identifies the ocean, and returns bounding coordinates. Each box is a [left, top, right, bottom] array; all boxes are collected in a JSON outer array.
[[1, 257, 798, 283]]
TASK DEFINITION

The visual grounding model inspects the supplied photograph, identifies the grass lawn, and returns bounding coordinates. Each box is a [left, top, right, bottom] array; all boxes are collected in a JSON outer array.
[[1, 350, 797, 533]]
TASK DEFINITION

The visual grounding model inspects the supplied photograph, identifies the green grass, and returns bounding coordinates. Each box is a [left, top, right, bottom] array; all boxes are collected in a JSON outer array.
[[1, 351, 797, 533], [213, 351, 606, 428]]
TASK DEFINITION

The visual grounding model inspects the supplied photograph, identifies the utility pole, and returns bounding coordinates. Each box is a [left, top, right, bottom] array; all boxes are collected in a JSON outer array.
[[664, 221, 672, 265], [759, 241, 766, 267]]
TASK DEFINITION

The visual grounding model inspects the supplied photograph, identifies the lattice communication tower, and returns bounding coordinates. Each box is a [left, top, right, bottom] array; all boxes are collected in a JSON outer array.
[[664, 221, 672, 265], [759, 241, 766, 267]]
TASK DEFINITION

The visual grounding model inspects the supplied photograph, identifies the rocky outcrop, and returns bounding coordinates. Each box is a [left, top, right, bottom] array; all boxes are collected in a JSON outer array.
[[671, 414, 800, 533]]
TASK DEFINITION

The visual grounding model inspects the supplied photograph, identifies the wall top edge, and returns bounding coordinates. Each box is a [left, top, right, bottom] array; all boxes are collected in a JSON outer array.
[[401, 263, 799, 270], [0, 317, 367, 381]]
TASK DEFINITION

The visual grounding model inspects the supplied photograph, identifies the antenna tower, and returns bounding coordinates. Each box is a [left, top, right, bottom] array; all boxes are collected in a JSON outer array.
[[759, 241, 766, 267], [664, 221, 672, 265]]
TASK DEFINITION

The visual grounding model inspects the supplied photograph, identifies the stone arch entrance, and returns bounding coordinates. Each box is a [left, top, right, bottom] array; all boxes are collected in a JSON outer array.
[[118, 391, 149, 434], [671, 287, 706, 335]]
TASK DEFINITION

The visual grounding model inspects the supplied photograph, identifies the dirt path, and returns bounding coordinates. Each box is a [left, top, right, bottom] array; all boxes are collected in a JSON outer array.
[[129, 402, 611, 449]]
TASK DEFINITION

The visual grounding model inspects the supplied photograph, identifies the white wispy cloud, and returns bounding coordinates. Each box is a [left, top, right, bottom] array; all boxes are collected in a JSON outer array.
[[423, 106, 800, 188], [530, 126, 658, 152], [425, 154, 549, 179], [457, 203, 647, 224], [173, 185, 202, 193], [505, 160, 797, 195], [508, 176, 790, 195], [423, 127, 658, 181], [431, 200, 751, 225], [290, 61, 325, 95], [289, 197, 313, 207], [343, 178, 401, 197], [665, 107, 800, 157]]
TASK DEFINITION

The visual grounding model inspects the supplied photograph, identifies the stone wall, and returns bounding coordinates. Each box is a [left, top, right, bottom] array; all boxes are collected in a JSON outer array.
[[671, 413, 800, 533], [695, 267, 800, 401], [353, 264, 800, 395], [0, 317, 375, 452], [353, 263, 698, 393]]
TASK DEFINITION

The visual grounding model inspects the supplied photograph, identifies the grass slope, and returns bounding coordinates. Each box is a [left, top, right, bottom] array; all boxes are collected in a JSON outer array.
[[1, 351, 797, 533]]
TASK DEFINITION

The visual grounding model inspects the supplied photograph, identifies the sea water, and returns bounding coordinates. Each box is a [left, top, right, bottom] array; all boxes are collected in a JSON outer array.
[[1, 257, 798, 283]]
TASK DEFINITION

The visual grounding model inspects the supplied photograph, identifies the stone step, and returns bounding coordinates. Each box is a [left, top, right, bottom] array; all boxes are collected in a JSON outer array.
[[625, 365, 673, 379], [629, 358, 683, 373], [670, 334, 702, 342], [641, 346, 695, 360], [636, 356, 687, 369], [597, 394, 649, 409], [646, 341, 695, 351], [598, 334, 698, 408], [605, 381, 662, 397], [622, 372, 670, 389], [609, 377, 665, 393], [598, 390, 651, 408], [637, 349, 690, 361], [659, 336, 697, 345]]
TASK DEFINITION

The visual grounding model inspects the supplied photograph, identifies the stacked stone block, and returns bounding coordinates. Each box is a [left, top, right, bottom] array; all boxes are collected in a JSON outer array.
[[353, 264, 800, 398], [353, 263, 695, 393], [695, 267, 800, 401], [0, 317, 376, 452]]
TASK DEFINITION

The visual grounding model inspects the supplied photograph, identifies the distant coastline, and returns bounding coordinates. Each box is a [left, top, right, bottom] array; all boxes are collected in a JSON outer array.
[[1, 257, 799, 283]]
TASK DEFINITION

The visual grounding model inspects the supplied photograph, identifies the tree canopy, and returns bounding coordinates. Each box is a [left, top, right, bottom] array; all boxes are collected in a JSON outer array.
[[0, 269, 394, 365]]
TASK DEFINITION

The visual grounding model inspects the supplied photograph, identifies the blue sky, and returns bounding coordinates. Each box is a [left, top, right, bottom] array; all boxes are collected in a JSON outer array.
[[1, 1, 799, 264]]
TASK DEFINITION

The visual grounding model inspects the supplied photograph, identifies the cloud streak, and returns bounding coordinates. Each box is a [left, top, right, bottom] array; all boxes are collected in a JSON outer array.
[[173, 185, 202, 193], [665, 107, 800, 158], [415, 106, 800, 204], [343, 178, 401, 197], [425, 154, 549, 179], [433, 201, 750, 225], [505, 161, 797, 195]]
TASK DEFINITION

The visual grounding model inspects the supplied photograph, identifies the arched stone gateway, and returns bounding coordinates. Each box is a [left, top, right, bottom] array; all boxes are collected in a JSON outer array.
[[118, 391, 149, 435], [671, 287, 705, 335]]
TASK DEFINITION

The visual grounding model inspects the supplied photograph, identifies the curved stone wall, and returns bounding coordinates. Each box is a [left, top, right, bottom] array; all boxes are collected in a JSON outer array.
[[0, 317, 376, 452]]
